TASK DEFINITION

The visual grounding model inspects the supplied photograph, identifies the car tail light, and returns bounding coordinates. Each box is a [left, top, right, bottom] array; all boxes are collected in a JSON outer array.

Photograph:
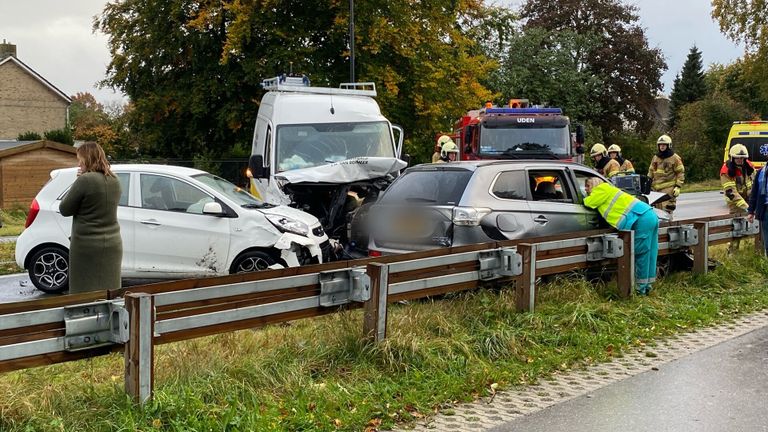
[[369, 250, 382, 257], [452, 207, 491, 226], [25, 199, 40, 228]]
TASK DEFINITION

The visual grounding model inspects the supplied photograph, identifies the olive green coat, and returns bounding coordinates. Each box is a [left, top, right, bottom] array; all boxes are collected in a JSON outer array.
[[59, 172, 122, 293]]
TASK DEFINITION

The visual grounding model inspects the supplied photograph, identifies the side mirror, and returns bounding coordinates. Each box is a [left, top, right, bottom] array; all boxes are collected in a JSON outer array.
[[575, 124, 585, 145], [401, 153, 411, 167], [202, 202, 225, 216], [248, 155, 267, 179], [392, 124, 404, 157]]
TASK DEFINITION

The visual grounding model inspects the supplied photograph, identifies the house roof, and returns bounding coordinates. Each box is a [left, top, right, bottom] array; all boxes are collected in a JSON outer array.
[[0, 140, 77, 159], [0, 56, 72, 104]]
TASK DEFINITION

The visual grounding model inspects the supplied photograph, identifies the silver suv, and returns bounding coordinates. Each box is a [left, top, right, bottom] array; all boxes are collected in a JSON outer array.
[[368, 160, 616, 254]]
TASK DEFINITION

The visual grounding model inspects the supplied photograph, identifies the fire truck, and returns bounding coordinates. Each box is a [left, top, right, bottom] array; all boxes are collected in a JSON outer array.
[[448, 99, 585, 162]]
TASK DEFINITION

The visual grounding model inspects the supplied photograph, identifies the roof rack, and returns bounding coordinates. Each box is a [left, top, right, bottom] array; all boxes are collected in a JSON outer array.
[[261, 75, 377, 96]]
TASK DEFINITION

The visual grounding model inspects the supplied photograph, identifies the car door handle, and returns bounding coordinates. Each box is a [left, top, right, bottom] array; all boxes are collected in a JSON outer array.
[[139, 219, 162, 226], [534, 215, 548, 224]]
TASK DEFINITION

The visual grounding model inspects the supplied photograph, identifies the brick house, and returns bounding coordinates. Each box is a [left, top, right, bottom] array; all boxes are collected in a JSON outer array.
[[0, 41, 71, 140]]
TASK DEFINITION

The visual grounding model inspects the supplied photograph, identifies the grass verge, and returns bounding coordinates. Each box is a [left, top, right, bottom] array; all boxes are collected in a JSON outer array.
[[0, 208, 27, 237], [1, 245, 767, 431], [684, 178, 721, 193], [0, 242, 23, 275]]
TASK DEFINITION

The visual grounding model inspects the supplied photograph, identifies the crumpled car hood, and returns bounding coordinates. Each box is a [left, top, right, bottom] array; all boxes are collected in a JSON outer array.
[[275, 157, 407, 185], [257, 204, 321, 225]]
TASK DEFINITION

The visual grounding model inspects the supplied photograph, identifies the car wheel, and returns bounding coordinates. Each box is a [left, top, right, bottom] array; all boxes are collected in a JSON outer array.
[[231, 250, 276, 273], [28, 247, 69, 294]]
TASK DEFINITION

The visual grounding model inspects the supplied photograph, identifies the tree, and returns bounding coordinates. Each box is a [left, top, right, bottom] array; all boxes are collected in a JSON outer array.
[[705, 62, 768, 118], [712, 0, 768, 107], [96, 0, 503, 163], [668, 46, 707, 128], [519, 0, 666, 137], [488, 27, 603, 122]]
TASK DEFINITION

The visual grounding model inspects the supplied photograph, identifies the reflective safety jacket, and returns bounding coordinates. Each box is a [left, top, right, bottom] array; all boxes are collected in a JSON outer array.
[[602, 158, 621, 177], [720, 160, 754, 212], [619, 159, 635, 174], [583, 182, 651, 230], [648, 153, 684, 192]]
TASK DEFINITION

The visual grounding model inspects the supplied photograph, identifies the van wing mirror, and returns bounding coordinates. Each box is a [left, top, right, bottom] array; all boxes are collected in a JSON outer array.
[[575, 124, 585, 145], [248, 155, 267, 179], [392, 124, 404, 158]]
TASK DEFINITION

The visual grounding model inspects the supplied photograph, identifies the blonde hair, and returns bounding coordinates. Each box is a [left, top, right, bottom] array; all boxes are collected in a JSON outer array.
[[77, 143, 115, 177], [585, 177, 604, 189]]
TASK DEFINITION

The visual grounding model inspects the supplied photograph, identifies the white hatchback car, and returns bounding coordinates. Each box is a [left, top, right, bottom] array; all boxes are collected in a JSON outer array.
[[16, 164, 330, 293]]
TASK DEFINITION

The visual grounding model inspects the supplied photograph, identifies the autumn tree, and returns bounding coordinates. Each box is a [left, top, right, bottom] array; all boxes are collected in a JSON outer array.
[[519, 0, 666, 137], [712, 0, 768, 106], [668, 46, 707, 128], [95, 0, 502, 163]]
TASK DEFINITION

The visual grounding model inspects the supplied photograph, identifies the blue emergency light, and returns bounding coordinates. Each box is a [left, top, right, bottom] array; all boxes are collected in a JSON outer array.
[[485, 108, 563, 115]]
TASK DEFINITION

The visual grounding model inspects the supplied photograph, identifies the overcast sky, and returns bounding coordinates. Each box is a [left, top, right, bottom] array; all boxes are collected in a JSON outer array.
[[0, 0, 744, 105]]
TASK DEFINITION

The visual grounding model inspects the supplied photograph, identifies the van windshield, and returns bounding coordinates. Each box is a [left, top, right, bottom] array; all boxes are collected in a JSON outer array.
[[731, 137, 768, 164], [275, 121, 395, 172]]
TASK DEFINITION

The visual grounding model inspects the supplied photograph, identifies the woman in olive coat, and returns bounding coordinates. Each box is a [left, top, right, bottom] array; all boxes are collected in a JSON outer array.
[[59, 143, 122, 293]]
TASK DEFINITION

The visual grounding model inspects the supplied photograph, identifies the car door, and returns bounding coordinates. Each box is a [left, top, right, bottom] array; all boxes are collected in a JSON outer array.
[[526, 168, 589, 236], [569, 168, 605, 230], [485, 169, 536, 239], [131, 173, 231, 276]]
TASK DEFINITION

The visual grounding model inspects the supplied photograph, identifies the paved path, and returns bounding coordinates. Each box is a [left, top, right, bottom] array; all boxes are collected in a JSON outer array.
[[400, 310, 768, 431]]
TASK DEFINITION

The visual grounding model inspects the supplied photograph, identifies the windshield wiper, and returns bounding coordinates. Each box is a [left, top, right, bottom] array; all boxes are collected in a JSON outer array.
[[241, 203, 270, 209], [505, 142, 550, 153]]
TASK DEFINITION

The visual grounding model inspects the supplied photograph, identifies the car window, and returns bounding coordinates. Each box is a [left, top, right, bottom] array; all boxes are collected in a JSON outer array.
[[378, 170, 473, 205], [140, 174, 212, 214], [528, 170, 573, 203], [117, 173, 129, 206], [491, 170, 527, 200], [573, 170, 599, 200]]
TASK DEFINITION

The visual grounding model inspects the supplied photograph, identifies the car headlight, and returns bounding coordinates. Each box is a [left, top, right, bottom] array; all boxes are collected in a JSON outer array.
[[266, 214, 309, 236], [452, 206, 491, 226]]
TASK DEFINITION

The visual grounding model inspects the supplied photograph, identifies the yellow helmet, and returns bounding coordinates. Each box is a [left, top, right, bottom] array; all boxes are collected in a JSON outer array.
[[607, 144, 621, 154], [657, 134, 672, 146], [729, 143, 749, 158], [590, 143, 607, 157], [437, 135, 453, 147], [441, 141, 459, 158]]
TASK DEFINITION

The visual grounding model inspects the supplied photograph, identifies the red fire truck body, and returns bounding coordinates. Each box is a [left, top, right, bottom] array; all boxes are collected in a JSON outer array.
[[450, 102, 584, 161]]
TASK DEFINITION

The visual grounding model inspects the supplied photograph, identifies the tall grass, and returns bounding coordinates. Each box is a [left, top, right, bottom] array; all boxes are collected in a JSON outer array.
[[1, 245, 767, 431]]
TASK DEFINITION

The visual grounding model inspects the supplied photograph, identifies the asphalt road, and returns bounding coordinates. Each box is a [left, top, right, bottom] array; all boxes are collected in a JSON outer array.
[[0, 190, 730, 303], [489, 323, 768, 432]]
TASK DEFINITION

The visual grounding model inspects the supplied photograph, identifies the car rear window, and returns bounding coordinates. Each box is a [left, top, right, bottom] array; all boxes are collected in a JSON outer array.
[[379, 170, 473, 205]]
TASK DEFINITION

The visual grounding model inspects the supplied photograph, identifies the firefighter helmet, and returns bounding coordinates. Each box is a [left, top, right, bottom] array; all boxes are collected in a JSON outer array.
[[607, 144, 622, 154], [437, 135, 453, 147], [441, 141, 459, 158], [590, 143, 608, 157], [657, 134, 672, 147], [729, 143, 749, 159]]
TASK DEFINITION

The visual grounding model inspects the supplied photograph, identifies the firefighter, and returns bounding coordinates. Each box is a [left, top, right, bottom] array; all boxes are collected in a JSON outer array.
[[434, 135, 453, 163], [438, 141, 459, 162], [648, 134, 684, 216], [721, 143, 754, 253], [590, 143, 619, 176], [607, 144, 635, 176]]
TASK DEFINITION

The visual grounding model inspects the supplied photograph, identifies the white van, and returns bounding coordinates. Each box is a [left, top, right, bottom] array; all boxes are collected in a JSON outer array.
[[248, 76, 405, 258]]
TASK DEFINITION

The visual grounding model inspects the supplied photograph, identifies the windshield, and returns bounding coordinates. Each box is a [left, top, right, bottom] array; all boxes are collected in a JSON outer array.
[[731, 137, 768, 164], [379, 170, 473, 205], [275, 121, 395, 172], [479, 123, 571, 157], [192, 173, 265, 207]]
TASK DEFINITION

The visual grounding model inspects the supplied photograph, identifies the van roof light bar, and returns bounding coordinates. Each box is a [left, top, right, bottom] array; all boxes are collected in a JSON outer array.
[[261, 75, 377, 96]]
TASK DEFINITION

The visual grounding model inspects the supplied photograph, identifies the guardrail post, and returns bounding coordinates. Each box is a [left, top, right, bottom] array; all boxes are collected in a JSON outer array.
[[363, 263, 389, 343], [755, 221, 764, 255], [693, 222, 709, 275], [617, 230, 634, 298], [516, 244, 536, 313], [124, 293, 154, 404]]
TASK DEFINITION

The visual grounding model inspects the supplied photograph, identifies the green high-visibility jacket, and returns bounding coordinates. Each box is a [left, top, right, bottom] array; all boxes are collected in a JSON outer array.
[[583, 182, 641, 230]]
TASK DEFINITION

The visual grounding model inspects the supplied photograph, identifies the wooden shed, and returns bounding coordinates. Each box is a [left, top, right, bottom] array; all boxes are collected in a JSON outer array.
[[0, 140, 77, 208]]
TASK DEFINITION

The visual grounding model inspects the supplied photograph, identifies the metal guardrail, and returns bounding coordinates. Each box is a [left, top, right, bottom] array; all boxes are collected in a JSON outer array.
[[0, 214, 761, 403]]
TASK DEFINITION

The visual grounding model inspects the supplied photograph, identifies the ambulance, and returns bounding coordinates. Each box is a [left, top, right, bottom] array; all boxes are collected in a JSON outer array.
[[723, 120, 768, 168]]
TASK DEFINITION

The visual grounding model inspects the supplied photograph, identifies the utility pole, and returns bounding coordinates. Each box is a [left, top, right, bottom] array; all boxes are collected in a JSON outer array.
[[349, 0, 355, 83]]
